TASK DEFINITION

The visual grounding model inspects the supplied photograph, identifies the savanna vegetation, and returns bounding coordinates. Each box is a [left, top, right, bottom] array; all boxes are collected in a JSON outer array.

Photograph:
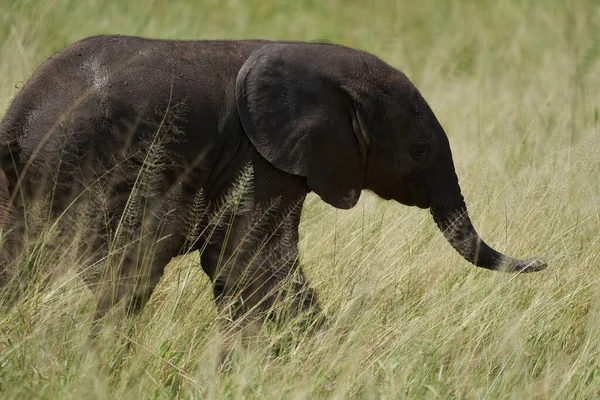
[[0, 0, 599, 398]]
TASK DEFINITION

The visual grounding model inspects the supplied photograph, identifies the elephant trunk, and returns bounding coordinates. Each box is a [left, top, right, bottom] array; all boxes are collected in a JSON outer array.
[[429, 155, 545, 273], [430, 204, 544, 272]]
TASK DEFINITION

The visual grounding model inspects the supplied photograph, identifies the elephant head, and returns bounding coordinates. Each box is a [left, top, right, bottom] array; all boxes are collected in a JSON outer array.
[[236, 42, 546, 273]]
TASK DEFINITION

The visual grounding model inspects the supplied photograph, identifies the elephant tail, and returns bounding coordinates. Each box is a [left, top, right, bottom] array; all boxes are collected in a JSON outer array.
[[0, 168, 13, 230], [0, 108, 21, 231]]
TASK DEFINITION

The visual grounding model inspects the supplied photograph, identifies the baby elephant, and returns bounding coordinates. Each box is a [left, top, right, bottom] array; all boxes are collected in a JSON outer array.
[[0, 35, 546, 331]]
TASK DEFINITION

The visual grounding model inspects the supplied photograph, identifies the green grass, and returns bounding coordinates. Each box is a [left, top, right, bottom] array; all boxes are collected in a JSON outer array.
[[1, 0, 600, 398]]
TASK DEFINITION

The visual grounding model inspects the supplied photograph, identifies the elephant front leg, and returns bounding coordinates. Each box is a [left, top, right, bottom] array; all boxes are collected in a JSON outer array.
[[199, 227, 323, 337]]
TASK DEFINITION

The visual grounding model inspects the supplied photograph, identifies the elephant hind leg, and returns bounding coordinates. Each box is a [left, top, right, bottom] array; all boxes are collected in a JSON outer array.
[[87, 236, 180, 339]]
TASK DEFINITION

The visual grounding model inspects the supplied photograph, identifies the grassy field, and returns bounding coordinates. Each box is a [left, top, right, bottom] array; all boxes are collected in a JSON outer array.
[[1, 0, 600, 398]]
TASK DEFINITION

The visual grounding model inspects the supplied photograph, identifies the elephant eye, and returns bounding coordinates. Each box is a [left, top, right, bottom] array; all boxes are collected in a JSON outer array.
[[410, 141, 431, 162]]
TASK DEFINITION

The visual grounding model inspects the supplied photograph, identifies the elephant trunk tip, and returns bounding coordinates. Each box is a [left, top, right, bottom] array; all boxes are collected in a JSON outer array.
[[504, 257, 547, 273]]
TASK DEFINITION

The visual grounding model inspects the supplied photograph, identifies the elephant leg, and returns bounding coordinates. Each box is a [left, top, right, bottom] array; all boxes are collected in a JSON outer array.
[[201, 239, 323, 369], [198, 210, 323, 335], [87, 228, 183, 337], [271, 265, 323, 330]]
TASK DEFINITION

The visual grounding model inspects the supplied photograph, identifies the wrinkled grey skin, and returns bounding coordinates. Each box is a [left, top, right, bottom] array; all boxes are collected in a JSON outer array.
[[0, 35, 546, 329]]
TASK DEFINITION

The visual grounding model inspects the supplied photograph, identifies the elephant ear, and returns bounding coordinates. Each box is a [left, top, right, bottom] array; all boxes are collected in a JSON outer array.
[[236, 43, 367, 209]]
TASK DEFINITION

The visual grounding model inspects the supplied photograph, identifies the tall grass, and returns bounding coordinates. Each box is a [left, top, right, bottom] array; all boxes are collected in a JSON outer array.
[[0, 0, 599, 397]]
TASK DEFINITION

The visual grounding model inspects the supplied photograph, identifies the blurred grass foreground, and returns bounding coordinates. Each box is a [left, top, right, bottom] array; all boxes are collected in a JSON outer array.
[[1, 0, 600, 398]]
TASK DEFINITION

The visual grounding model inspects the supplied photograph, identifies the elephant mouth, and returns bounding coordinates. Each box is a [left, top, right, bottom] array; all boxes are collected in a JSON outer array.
[[408, 178, 430, 209], [414, 198, 430, 209]]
